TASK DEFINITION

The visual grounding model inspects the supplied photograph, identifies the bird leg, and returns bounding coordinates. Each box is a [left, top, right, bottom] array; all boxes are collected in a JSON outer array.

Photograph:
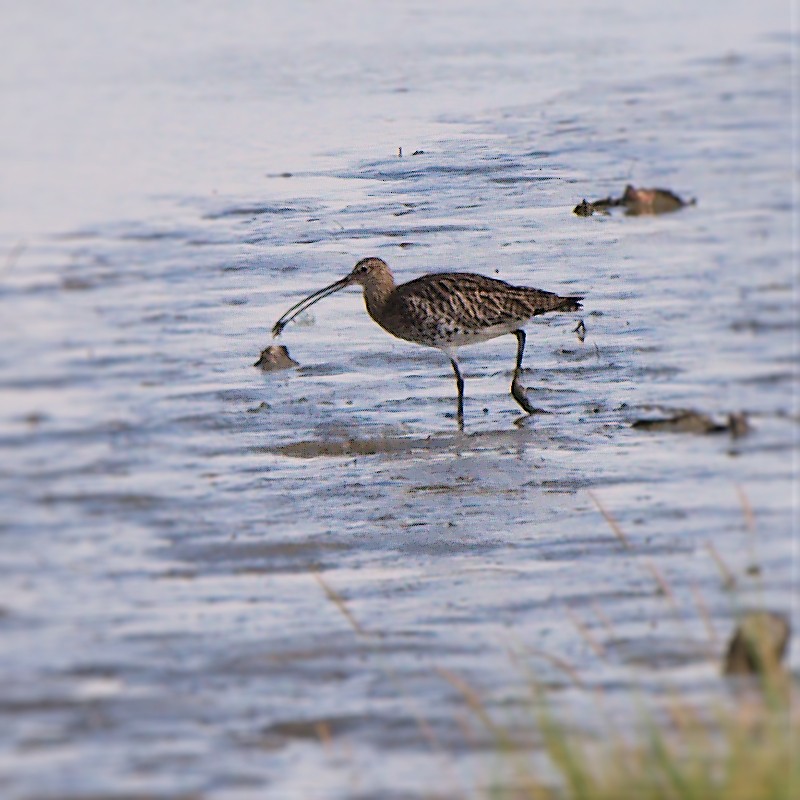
[[511, 330, 538, 414], [450, 358, 465, 429]]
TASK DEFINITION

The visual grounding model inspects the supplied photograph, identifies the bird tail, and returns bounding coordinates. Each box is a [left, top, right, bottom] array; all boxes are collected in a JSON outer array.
[[557, 295, 583, 312], [520, 289, 583, 316]]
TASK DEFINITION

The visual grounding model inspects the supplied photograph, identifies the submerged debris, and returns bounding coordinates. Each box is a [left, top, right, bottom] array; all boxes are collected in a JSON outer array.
[[573, 196, 617, 216], [574, 184, 696, 216], [621, 184, 694, 215], [724, 611, 790, 676], [253, 344, 299, 371], [632, 410, 750, 437]]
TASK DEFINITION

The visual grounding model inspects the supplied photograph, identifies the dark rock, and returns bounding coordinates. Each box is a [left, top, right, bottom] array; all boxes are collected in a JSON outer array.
[[632, 411, 726, 434], [254, 345, 299, 371], [632, 410, 750, 436], [724, 611, 790, 676], [621, 184, 695, 215], [574, 185, 695, 217], [573, 196, 618, 216]]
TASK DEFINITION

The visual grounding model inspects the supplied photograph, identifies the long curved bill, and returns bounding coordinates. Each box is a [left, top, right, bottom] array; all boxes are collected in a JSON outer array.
[[271, 275, 351, 337]]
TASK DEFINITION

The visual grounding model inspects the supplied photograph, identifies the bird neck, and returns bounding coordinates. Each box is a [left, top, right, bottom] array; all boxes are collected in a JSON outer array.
[[362, 271, 396, 322]]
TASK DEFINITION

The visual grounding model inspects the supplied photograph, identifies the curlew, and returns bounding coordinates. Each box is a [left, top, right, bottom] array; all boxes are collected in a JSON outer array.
[[271, 257, 582, 426]]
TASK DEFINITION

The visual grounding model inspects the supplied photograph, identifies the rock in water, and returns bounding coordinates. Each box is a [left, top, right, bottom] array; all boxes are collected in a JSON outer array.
[[621, 184, 694, 215], [573, 185, 695, 216], [723, 611, 790, 676], [254, 345, 299, 371]]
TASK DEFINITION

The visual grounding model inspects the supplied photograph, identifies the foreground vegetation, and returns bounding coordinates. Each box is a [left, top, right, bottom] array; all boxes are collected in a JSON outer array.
[[313, 494, 797, 800], [480, 677, 797, 800]]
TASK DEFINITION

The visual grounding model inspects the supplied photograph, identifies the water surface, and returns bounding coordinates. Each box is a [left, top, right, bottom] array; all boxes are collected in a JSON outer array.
[[0, 2, 796, 798]]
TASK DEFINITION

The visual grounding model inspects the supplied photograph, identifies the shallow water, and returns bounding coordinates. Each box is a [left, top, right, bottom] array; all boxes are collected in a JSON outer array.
[[1, 2, 797, 798]]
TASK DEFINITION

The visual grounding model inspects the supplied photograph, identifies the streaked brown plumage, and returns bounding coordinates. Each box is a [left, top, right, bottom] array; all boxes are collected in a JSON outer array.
[[271, 257, 582, 425]]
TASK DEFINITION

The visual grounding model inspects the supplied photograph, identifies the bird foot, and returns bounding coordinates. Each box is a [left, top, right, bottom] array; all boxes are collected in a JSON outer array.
[[511, 376, 547, 415], [444, 411, 466, 431]]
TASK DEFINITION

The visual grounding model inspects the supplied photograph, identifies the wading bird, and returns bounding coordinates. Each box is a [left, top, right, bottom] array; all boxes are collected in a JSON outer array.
[[271, 257, 582, 426]]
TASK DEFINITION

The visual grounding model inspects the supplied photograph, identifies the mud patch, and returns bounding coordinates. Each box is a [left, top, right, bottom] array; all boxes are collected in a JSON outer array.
[[632, 410, 750, 436], [574, 184, 695, 216]]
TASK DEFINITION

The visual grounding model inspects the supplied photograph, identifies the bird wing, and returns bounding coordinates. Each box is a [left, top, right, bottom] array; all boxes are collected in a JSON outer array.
[[386, 273, 569, 333]]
